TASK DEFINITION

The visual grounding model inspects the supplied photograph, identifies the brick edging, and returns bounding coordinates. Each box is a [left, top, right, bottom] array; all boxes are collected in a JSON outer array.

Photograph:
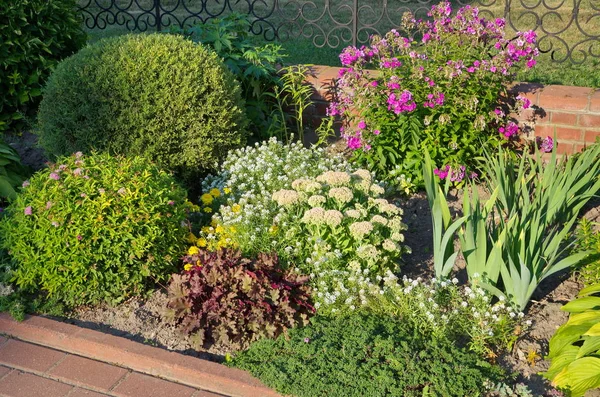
[[0, 313, 280, 397]]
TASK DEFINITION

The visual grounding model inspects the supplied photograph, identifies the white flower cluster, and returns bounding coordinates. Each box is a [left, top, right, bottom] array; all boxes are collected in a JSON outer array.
[[312, 271, 526, 354], [272, 168, 410, 288], [200, 139, 351, 254]]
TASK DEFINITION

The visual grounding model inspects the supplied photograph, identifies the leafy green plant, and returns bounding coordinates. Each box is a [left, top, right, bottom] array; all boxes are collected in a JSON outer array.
[[230, 312, 508, 397], [165, 248, 314, 350], [543, 283, 600, 396], [175, 13, 285, 139], [423, 143, 600, 310], [0, 139, 30, 200], [423, 151, 466, 278], [574, 218, 600, 286], [0, 0, 86, 132], [478, 144, 600, 309], [0, 152, 190, 308], [332, 2, 538, 186], [268, 65, 315, 144], [36, 34, 248, 183]]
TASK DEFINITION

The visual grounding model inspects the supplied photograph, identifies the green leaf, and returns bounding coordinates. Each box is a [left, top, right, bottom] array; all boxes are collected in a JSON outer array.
[[552, 357, 600, 397]]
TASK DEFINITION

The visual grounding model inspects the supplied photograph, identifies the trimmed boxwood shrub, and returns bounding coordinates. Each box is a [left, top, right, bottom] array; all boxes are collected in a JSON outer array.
[[0, 152, 190, 308], [0, 0, 86, 132], [230, 312, 507, 397], [37, 34, 248, 181]]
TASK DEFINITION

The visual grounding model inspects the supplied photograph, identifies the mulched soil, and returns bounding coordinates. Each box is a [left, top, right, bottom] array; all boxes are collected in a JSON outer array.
[[6, 131, 600, 396]]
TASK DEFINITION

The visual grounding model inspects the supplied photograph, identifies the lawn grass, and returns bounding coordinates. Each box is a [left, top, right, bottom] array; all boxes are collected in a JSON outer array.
[[79, 0, 600, 87]]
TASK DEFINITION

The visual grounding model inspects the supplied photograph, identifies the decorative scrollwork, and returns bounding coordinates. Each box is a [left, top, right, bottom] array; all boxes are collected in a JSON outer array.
[[78, 0, 600, 62]]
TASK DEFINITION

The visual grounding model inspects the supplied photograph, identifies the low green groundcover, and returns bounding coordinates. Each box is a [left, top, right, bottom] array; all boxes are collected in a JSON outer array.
[[230, 312, 507, 397]]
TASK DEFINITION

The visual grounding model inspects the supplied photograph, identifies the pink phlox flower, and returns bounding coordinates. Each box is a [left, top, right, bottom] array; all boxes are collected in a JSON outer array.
[[373, 129, 381, 135], [24, 206, 33, 216], [358, 120, 367, 129], [499, 121, 519, 137], [450, 165, 466, 182], [434, 165, 450, 180], [347, 136, 362, 150], [49, 173, 60, 181], [536, 136, 554, 153]]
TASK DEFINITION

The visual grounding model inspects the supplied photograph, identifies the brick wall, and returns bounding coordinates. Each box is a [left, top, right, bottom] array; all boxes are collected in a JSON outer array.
[[306, 65, 600, 155]]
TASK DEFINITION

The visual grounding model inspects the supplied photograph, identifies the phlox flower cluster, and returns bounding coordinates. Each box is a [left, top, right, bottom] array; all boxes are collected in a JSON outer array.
[[332, 1, 539, 186], [201, 138, 352, 255]]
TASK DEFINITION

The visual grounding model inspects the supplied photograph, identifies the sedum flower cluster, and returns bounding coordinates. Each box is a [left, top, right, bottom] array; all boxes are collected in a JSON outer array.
[[272, 169, 409, 275], [332, 1, 539, 186], [201, 138, 352, 255]]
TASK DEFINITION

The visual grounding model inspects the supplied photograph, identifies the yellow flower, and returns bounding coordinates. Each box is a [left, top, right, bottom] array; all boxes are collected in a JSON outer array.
[[211, 219, 218, 227], [269, 225, 278, 234], [187, 233, 198, 244], [187, 246, 200, 255], [215, 225, 225, 234], [229, 226, 237, 234], [223, 187, 231, 194], [209, 188, 221, 198], [200, 193, 213, 205], [195, 260, 202, 268], [231, 204, 242, 213], [203, 207, 212, 213], [184, 263, 193, 271], [197, 238, 207, 247], [201, 226, 211, 234]]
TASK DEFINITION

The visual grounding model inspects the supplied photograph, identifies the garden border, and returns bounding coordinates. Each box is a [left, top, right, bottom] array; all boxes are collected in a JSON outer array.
[[305, 65, 600, 156], [0, 313, 280, 397]]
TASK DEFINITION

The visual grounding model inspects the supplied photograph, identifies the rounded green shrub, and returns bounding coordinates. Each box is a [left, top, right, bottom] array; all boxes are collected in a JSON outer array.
[[0, 0, 86, 132], [0, 152, 190, 308], [37, 34, 248, 180]]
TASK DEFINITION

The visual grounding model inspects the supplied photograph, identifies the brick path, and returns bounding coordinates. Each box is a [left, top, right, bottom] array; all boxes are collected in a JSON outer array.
[[0, 314, 279, 397]]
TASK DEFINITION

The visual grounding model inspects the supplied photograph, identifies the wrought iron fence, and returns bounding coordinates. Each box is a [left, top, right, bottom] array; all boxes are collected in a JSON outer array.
[[78, 0, 600, 63]]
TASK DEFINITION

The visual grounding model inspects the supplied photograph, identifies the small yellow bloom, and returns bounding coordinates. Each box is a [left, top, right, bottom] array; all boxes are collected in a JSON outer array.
[[197, 238, 207, 247], [231, 204, 242, 213], [187, 246, 200, 255], [211, 219, 218, 227], [209, 188, 221, 198], [195, 260, 202, 267], [203, 207, 212, 213], [201, 226, 211, 234], [269, 225, 278, 234], [223, 187, 231, 195], [187, 233, 198, 244], [229, 226, 237, 233], [215, 225, 225, 234], [200, 193, 213, 205], [184, 263, 193, 271]]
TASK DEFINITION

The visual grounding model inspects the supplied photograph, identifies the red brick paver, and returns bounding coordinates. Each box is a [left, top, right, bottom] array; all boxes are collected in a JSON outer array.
[[0, 339, 66, 372], [112, 373, 198, 397], [67, 389, 111, 397], [0, 370, 74, 397], [48, 354, 128, 392]]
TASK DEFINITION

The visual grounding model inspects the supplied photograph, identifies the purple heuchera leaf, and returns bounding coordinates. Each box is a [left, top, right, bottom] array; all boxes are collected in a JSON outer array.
[[166, 248, 315, 350]]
